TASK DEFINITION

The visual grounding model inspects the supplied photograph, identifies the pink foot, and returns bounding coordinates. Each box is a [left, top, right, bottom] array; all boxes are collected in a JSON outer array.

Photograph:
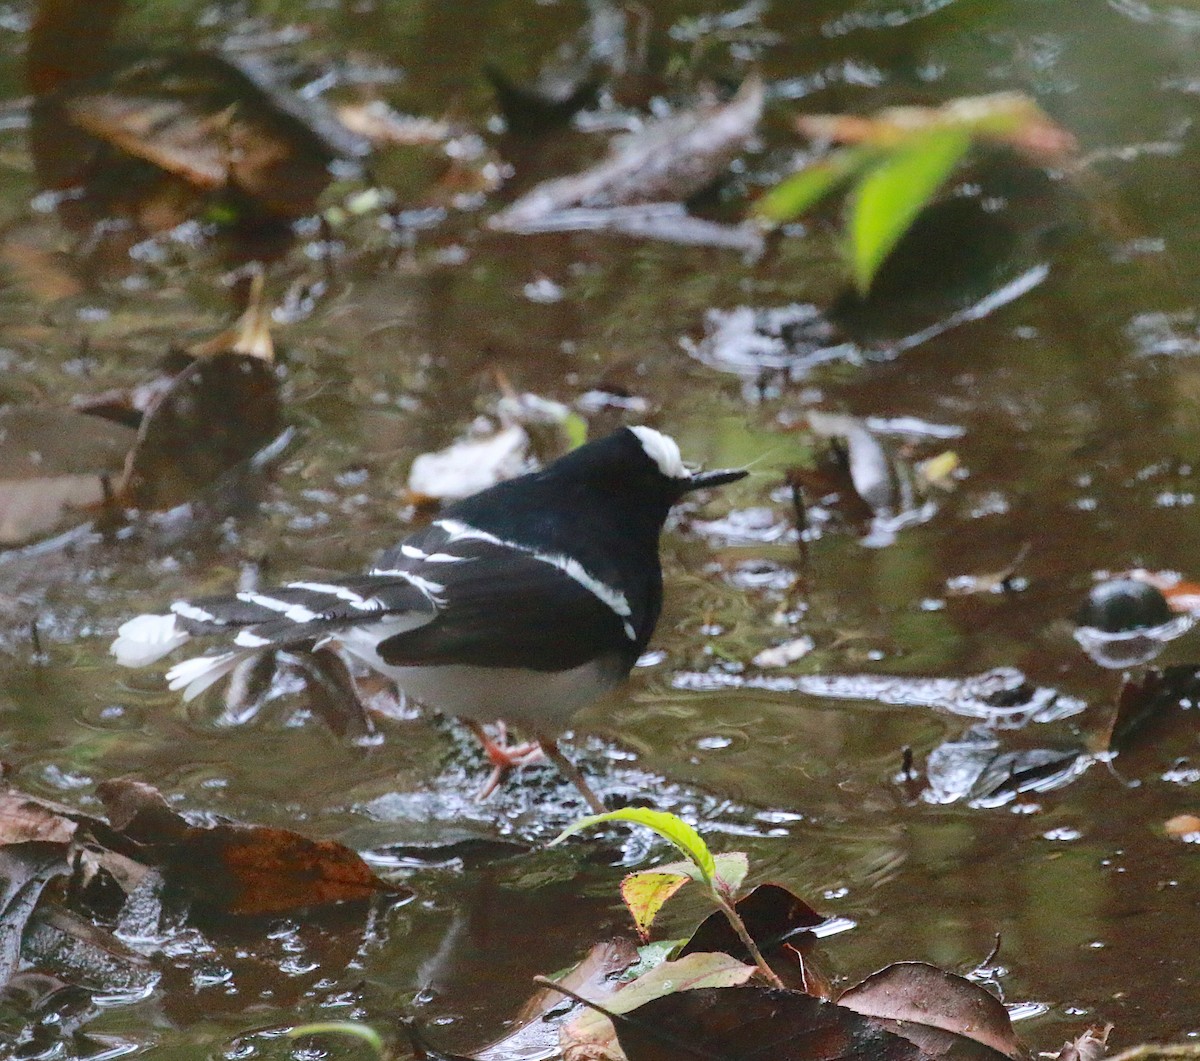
[[465, 720, 544, 799]]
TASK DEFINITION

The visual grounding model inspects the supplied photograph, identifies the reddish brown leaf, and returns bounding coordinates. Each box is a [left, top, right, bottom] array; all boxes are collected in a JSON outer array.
[[97, 778, 401, 916], [1164, 814, 1200, 842], [838, 963, 1026, 1061], [178, 825, 394, 916]]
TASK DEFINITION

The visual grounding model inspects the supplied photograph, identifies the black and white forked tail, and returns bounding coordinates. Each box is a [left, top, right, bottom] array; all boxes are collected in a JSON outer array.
[[111, 574, 439, 700]]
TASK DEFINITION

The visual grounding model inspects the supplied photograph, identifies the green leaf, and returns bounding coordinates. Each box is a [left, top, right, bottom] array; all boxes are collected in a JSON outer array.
[[563, 952, 757, 1052], [550, 809, 717, 888], [625, 938, 686, 981], [754, 145, 880, 227], [622, 869, 692, 938], [712, 852, 749, 897], [562, 411, 589, 450], [604, 952, 757, 1014], [288, 1022, 384, 1056], [848, 128, 971, 294]]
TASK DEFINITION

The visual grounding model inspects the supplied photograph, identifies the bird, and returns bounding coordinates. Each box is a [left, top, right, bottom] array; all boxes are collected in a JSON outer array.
[[110, 426, 747, 811]]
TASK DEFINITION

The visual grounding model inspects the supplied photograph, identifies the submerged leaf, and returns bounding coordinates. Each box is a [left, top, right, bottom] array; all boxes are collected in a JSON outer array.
[[96, 779, 402, 916], [288, 1022, 385, 1055], [0, 408, 133, 546], [849, 129, 971, 294], [493, 77, 763, 229], [119, 351, 283, 511]]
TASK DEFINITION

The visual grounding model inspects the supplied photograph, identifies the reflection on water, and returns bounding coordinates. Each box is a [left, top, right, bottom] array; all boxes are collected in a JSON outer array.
[[1, 0, 1200, 1052]]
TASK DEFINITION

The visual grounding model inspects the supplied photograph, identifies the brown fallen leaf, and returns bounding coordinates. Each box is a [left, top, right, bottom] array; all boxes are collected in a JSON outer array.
[[28, 0, 365, 244], [681, 883, 824, 961], [117, 350, 282, 511], [838, 962, 1027, 1061], [0, 790, 79, 845], [1164, 814, 1200, 842], [492, 76, 763, 229], [0, 407, 133, 546], [96, 779, 402, 916], [679, 883, 826, 993], [37, 52, 344, 221]]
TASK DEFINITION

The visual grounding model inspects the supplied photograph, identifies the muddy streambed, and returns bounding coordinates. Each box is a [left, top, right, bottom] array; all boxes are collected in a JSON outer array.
[[1, 0, 1200, 1057]]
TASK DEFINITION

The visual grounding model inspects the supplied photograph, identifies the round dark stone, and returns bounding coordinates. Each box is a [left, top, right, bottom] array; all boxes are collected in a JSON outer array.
[[1077, 578, 1173, 633]]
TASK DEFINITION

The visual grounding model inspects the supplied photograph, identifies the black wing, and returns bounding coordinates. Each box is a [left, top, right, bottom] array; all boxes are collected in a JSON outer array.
[[373, 532, 636, 673]]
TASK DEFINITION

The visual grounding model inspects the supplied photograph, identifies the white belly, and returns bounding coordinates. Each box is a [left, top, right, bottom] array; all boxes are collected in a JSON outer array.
[[336, 626, 623, 731]]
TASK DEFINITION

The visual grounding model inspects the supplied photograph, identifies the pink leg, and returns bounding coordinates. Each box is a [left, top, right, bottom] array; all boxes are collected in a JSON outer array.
[[464, 719, 545, 799]]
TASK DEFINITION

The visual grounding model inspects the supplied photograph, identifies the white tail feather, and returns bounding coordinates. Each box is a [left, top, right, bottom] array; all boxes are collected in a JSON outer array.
[[110, 613, 191, 667], [166, 652, 249, 701]]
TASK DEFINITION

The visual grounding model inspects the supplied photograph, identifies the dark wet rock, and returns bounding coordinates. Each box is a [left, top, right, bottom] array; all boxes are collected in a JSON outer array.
[[1077, 578, 1172, 633], [1074, 579, 1193, 669]]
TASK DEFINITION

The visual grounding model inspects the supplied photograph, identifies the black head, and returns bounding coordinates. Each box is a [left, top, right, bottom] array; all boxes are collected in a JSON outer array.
[[543, 426, 747, 511]]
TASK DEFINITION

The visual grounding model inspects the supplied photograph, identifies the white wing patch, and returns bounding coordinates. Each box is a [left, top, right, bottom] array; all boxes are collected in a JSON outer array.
[[364, 569, 446, 601], [170, 601, 216, 623], [433, 518, 637, 641], [236, 591, 319, 624]]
